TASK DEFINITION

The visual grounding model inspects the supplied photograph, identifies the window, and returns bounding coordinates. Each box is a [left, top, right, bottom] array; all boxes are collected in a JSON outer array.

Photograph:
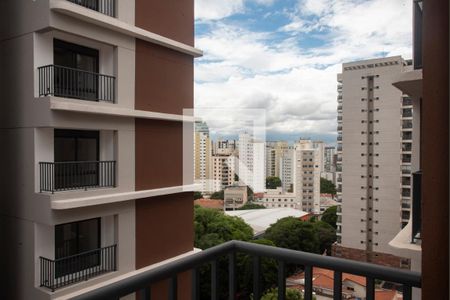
[[55, 218, 101, 276]]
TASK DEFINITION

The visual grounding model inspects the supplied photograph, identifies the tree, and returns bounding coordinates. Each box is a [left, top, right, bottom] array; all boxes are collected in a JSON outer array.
[[194, 206, 253, 249], [210, 190, 224, 200], [266, 176, 282, 189], [311, 220, 337, 255], [260, 288, 304, 300], [320, 177, 337, 195], [321, 205, 338, 229], [237, 203, 266, 210], [239, 239, 278, 297], [194, 206, 254, 298], [265, 217, 319, 254], [193, 191, 203, 200]]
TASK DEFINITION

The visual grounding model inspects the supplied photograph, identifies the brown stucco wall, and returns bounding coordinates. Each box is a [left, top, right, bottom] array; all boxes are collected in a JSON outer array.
[[331, 245, 410, 269], [421, 0, 449, 298], [135, 40, 193, 115], [135, 193, 194, 299], [135, 193, 194, 266], [135, 0, 194, 46], [135, 119, 183, 190]]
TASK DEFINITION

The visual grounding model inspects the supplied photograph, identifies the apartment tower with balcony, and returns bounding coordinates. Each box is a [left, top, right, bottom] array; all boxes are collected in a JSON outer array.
[[0, 0, 201, 299], [333, 57, 413, 268]]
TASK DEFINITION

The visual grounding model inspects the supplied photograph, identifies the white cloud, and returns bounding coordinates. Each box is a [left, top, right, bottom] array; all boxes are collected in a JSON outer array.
[[194, 0, 412, 141], [195, 0, 244, 20]]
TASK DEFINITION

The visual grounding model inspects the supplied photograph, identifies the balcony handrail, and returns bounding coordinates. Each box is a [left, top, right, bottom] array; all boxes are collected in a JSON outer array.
[[39, 160, 116, 193], [67, 0, 116, 17], [38, 64, 116, 103], [38, 64, 115, 79], [40, 244, 117, 291], [71, 240, 421, 300], [43, 160, 117, 165]]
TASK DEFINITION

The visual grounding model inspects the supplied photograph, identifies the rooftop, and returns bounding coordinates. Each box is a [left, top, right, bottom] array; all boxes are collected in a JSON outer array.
[[225, 208, 310, 236]]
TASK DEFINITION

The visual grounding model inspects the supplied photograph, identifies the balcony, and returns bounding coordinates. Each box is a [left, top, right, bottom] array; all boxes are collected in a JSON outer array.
[[337, 135, 342, 141], [67, 0, 116, 17], [402, 109, 413, 118], [70, 241, 421, 300], [39, 161, 116, 193], [402, 142, 412, 152], [40, 244, 117, 291], [402, 132, 412, 141], [38, 65, 115, 103], [402, 120, 413, 129]]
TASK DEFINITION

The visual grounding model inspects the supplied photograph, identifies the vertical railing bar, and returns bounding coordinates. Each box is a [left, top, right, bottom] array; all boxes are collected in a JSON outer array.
[[141, 287, 151, 300], [228, 252, 236, 300], [366, 277, 375, 300], [253, 256, 261, 300], [403, 284, 412, 300], [191, 267, 200, 300], [304, 265, 313, 300], [277, 260, 286, 300], [211, 260, 218, 300], [333, 270, 342, 300], [169, 275, 178, 300]]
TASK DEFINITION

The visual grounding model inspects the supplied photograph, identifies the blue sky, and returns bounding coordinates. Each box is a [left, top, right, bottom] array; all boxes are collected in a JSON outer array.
[[193, 0, 412, 144]]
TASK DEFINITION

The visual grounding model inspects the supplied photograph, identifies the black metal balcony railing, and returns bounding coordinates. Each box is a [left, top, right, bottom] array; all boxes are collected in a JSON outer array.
[[402, 110, 413, 118], [39, 161, 116, 193], [412, 171, 422, 243], [68, 0, 116, 17], [38, 65, 115, 103], [70, 240, 421, 300], [40, 245, 117, 291]]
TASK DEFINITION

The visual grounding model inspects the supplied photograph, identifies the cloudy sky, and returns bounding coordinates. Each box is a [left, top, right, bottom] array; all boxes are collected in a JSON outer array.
[[193, 0, 412, 144]]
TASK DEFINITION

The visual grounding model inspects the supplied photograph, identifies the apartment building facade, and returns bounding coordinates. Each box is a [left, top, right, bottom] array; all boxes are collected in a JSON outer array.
[[194, 121, 212, 193], [293, 140, 321, 213], [333, 57, 412, 267], [211, 154, 237, 192], [265, 141, 288, 178], [0, 1, 200, 299], [238, 132, 265, 193]]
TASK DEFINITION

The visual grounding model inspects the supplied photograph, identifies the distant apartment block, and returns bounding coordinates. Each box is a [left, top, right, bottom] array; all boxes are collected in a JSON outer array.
[[265, 141, 288, 178], [224, 186, 248, 210], [0, 0, 201, 298], [194, 121, 212, 193], [238, 132, 265, 193], [280, 146, 295, 192], [333, 56, 414, 267], [212, 154, 237, 192], [293, 139, 321, 213], [212, 138, 238, 156], [256, 187, 300, 209]]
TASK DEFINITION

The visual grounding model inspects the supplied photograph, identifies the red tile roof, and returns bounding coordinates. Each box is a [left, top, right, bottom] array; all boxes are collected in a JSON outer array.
[[375, 289, 403, 300], [288, 267, 366, 288], [194, 199, 224, 209]]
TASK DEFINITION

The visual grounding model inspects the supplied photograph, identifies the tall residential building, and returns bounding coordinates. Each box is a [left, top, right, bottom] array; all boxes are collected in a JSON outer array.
[[333, 56, 413, 267], [194, 121, 212, 193], [293, 140, 321, 213], [238, 132, 265, 193], [324, 146, 337, 172], [265, 141, 288, 178], [0, 1, 201, 298], [212, 154, 237, 192], [212, 139, 237, 155], [280, 146, 295, 192]]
